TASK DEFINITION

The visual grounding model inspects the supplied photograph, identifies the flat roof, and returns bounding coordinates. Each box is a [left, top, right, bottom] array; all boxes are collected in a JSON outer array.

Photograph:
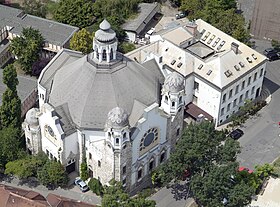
[[0, 5, 78, 46], [122, 3, 160, 33]]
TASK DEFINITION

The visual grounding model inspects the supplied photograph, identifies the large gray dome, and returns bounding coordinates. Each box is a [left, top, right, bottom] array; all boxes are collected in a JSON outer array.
[[106, 107, 129, 129], [26, 108, 39, 126], [164, 72, 184, 93], [95, 19, 116, 42]]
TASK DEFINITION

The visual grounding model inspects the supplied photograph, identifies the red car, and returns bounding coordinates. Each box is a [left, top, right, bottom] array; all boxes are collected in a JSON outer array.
[[238, 166, 253, 174]]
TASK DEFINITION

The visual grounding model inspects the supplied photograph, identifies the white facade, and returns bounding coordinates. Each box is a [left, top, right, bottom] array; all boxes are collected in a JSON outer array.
[[126, 19, 267, 126]]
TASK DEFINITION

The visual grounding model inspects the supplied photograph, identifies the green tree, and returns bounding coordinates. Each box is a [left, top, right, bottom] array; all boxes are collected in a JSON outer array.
[[0, 89, 21, 129], [272, 39, 280, 52], [190, 162, 255, 207], [88, 178, 103, 196], [0, 127, 22, 169], [37, 160, 68, 188], [161, 122, 226, 183], [255, 163, 274, 178], [23, 0, 47, 18], [0, 64, 21, 129], [70, 28, 93, 54], [102, 179, 156, 207], [54, 0, 95, 28], [5, 152, 48, 179], [3, 64, 19, 91], [216, 138, 241, 164], [10, 27, 44, 74], [118, 42, 136, 54]]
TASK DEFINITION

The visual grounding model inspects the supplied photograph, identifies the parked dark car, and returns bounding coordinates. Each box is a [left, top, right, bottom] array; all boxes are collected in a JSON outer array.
[[263, 48, 277, 56], [263, 48, 279, 61], [229, 129, 244, 140], [267, 52, 279, 61]]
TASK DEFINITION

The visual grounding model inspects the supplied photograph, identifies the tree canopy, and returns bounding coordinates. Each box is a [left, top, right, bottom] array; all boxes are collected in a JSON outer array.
[[101, 179, 156, 207], [23, 0, 47, 18], [179, 0, 250, 44], [158, 121, 258, 207], [54, 0, 96, 28], [10, 27, 44, 74], [0, 64, 21, 129], [160, 122, 239, 183], [0, 127, 22, 169], [70, 28, 93, 54]]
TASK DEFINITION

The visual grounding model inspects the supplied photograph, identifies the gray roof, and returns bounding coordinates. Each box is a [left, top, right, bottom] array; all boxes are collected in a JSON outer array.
[[0, 5, 78, 46], [122, 3, 160, 34], [40, 51, 163, 130], [55, 103, 76, 136]]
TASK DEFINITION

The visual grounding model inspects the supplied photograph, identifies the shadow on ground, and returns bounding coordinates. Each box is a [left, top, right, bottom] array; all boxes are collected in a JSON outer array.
[[264, 77, 280, 95], [168, 182, 191, 201]]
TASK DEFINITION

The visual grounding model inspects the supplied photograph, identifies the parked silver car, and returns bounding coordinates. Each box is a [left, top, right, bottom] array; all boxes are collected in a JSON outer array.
[[74, 177, 89, 192]]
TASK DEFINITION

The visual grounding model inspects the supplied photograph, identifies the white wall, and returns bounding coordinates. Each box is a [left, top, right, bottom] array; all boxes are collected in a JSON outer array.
[[194, 76, 221, 120], [218, 63, 266, 124], [125, 31, 136, 43], [130, 103, 168, 185]]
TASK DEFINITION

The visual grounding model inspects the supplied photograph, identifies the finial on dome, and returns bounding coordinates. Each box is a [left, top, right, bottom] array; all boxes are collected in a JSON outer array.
[[99, 19, 111, 31]]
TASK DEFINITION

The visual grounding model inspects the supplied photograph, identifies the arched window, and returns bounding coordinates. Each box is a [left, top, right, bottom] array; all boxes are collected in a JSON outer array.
[[116, 138, 120, 145], [165, 95, 168, 102], [160, 150, 166, 163], [110, 48, 113, 60], [102, 49, 106, 60], [149, 158, 155, 172], [123, 132, 126, 138]]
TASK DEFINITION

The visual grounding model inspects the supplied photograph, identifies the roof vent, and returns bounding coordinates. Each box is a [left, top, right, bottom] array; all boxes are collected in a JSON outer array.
[[252, 54, 257, 60], [246, 57, 252, 63], [224, 70, 233, 78], [234, 65, 240, 71], [206, 70, 212, 75], [231, 42, 239, 54], [198, 64, 203, 70], [177, 62, 183, 68], [171, 60, 176, 65], [239, 62, 245, 67]]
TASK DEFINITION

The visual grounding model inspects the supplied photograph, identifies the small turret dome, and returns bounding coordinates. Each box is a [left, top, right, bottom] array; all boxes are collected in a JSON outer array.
[[164, 72, 184, 93], [95, 19, 116, 42], [106, 107, 129, 129], [26, 108, 39, 126]]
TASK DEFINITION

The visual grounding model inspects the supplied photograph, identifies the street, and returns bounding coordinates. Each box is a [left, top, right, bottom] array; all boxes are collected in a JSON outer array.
[[237, 39, 280, 169]]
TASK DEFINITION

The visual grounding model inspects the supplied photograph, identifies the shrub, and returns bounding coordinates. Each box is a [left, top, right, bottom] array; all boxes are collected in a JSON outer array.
[[88, 178, 103, 196], [80, 162, 89, 181]]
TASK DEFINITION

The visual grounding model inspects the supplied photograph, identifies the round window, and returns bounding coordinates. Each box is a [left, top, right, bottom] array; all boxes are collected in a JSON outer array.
[[144, 133, 154, 147]]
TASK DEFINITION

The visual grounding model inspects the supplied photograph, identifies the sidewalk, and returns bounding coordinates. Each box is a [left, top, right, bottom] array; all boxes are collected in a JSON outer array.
[[0, 175, 101, 205], [250, 177, 280, 207]]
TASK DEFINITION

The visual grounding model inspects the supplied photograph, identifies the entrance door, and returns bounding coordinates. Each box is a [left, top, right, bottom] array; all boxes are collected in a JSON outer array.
[[66, 162, 75, 174]]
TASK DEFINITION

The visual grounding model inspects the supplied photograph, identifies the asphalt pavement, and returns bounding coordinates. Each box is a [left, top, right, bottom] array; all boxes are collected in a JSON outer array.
[[237, 39, 280, 169]]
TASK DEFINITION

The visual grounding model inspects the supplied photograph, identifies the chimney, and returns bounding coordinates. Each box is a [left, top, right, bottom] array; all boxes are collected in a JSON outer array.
[[185, 21, 198, 37], [231, 42, 239, 54]]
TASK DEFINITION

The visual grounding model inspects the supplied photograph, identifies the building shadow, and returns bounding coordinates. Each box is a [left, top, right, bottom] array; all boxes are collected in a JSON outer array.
[[263, 77, 280, 95], [169, 182, 191, 201]]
